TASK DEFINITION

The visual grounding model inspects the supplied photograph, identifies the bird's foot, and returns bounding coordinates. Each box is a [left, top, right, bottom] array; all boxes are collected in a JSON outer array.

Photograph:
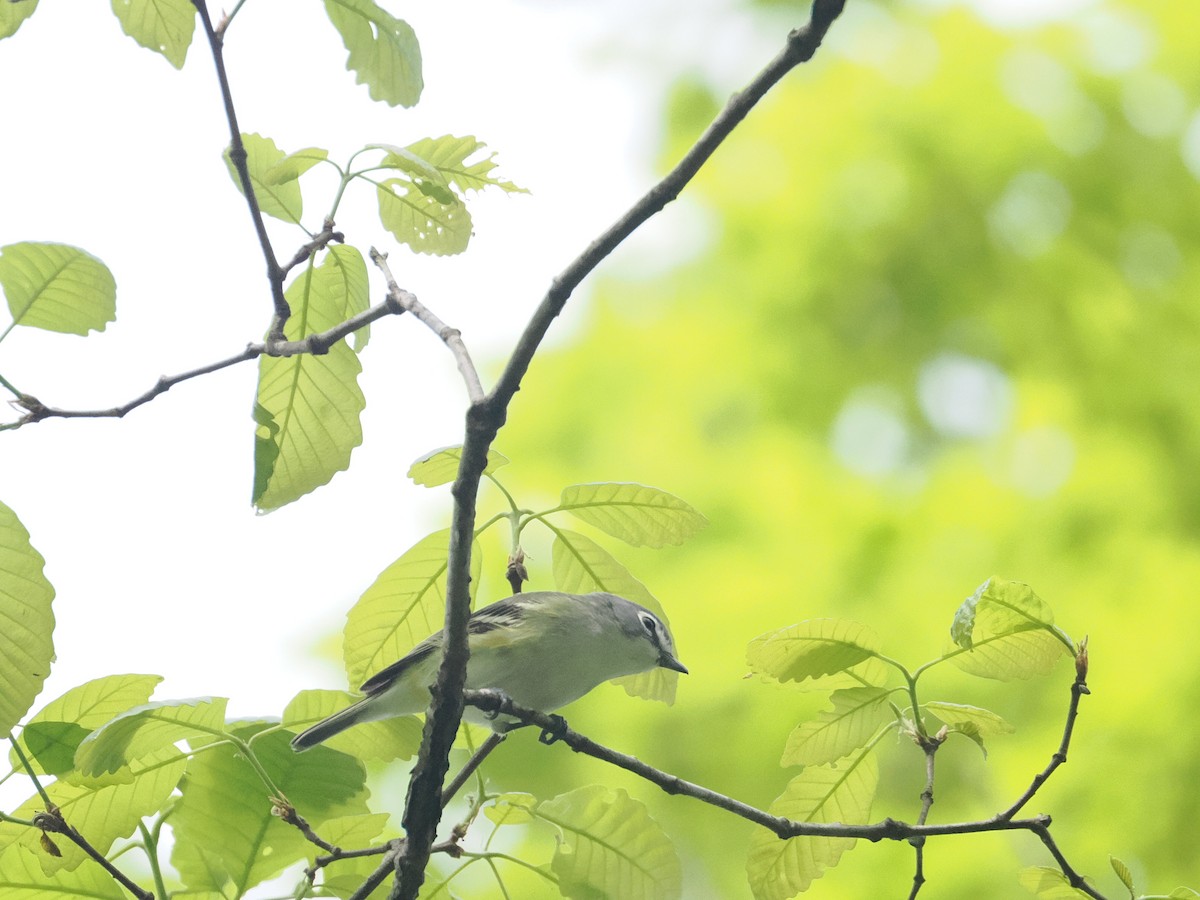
[[538, 714, 568, 745]]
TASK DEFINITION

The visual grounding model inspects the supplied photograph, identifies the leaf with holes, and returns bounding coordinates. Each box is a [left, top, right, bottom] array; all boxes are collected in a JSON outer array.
[[377, 178, 472, 255], [323, 0, 422, 107]]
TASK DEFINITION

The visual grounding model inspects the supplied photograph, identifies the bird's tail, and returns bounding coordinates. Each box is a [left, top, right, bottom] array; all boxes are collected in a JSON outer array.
[[290, 697, 371, 752]]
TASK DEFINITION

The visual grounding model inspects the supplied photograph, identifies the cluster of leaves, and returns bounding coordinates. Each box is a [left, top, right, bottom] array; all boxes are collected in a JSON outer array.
[[0, 447, 708, 898]]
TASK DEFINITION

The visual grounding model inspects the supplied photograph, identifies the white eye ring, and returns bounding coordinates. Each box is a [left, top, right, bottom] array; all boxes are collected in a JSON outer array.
[[639, 613, 657, 637]]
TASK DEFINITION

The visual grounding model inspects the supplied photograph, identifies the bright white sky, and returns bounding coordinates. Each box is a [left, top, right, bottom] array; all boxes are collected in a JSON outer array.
[[0, 0, 1092, 842]]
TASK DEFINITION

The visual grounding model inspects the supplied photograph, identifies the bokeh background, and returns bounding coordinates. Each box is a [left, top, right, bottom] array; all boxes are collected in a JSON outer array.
[[3, 0, 1198, 897]]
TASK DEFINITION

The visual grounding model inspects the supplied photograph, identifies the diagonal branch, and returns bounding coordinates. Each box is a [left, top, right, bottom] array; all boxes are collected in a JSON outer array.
[[390, 4, 848, 898]]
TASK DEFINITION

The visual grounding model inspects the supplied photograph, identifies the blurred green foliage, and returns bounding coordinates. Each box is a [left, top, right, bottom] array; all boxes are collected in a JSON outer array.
[[469, 2, 1200, 897]]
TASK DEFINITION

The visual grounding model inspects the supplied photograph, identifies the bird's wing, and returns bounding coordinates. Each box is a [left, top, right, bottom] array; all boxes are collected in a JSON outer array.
[[359, 638, 440, 696]]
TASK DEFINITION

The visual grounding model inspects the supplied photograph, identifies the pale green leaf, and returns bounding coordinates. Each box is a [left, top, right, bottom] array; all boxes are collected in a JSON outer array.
[[485, 792, 538, 826], [746, 749, 878, 900], [781, 688, 892, 767], [224, 133, 303, 224], [0, 1, 38, 41], [0, 746, 184, 874], [949, 578, 1073, 681], [1018, 866, 1095, 898], [344, 529, 482, 688], [551, 529, 678, 704], [305, 812, 390, 855], [110, 0, 194, 68], [538, 785, 682, 900], [283, 689, 421, 761], [747, 619, 881, 685], [1110, 855, 1135, 896], [265, 147, 330, 185], [10, 673, 162, 776], [924, 701, 1015, 757], [0, 501, 55, 735], [1169, 888, 1200, 899], [253, 246, 369, 510], [377, 178, 472, 256], [323, 0, 422, 107], [559, 483, 707, 548], [171, 730, 368, 894], [0, 242, 116, 336], [408, 444, 510, 488], [384, 135, 525, 194], [0, 842, 128, 898], [74, 697, 227, 778]]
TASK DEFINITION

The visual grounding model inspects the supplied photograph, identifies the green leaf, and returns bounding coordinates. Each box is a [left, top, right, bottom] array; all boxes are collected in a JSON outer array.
[[1018, 866, 1095, 898], [10, 673, 163, 775], [224, 133, 304, 224], [1169, 889, 1200, 899], [283, 689, 421, 760], [0, 501, 55, 735], [0, 1, 38, 42], [171, 730, 368, 895], [923, 701, 1015, 757], [1110, 856, 1135, 897], [74, 697, 228, 778], [253, 246, 369, 510], [0, 746, 184, 874], [538, 785, 682, 900], [551, 529, 678, 704], [344, 528, 482, 688], [747, 619, 881, 685], [383, 135, 525, 194], [558, 483, 707, 548], [305, 812, 391, 854], [377, 178, 472, 255], [408, 444, 510, 488], [265, 147, 330, 185], [109, 0, 195, 68], [948, 577, 1073, 681], [780, 688, 892, 767], [0, 842, 128, 898], [0, 242, 116, 336], [746, 749, 878, 900], [484, 792, 538, 826], [323, 0, 422, 107]]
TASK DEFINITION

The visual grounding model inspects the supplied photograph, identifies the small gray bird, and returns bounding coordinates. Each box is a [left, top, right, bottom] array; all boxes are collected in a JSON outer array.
[[291, 590, 686, 751]]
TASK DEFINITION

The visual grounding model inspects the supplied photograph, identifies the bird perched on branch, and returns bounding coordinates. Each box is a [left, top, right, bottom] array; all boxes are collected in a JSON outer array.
[[291, 590, 687, 751]]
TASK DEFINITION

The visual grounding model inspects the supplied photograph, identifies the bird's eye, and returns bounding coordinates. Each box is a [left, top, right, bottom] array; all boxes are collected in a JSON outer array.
[[639, 614, 658, 638]]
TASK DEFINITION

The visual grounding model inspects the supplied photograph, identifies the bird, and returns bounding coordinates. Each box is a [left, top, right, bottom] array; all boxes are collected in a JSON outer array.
[[291, 590, 686, 751]]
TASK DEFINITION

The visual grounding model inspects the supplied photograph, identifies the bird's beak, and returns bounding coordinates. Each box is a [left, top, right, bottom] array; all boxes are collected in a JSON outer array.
[[659, 653, 689, 674]]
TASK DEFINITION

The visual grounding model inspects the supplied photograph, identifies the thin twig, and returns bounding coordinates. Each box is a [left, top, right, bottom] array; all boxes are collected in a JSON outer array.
[[907, 736, 941, 900], [33, 809, 155, 900], [388, 5, 848, 899], [370, 248, 485, 403], [442, 732, 507, 806]]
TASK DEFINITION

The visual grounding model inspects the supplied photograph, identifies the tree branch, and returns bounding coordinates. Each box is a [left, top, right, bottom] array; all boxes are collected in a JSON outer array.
[[33, 808, 154, 900], [388, 5, 848, 898]]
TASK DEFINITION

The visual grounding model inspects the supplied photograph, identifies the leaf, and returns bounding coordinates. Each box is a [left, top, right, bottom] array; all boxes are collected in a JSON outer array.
[[0, 242, 116, 336], [0, 501, 55, 735], [171, 730, 368, 895], [344, 529, 482, 688], [109, 0, 195, 68], [484, 792, 538, 826], [0, 747, 184, 875], [74, 697, 228, 778], [253, 246, 369, 510], [537, 785, 682, 900], [265, 147, 329, 185], [948, 577, 1073, 681], [283, 689, 421, 761], [0, 825, 127, 896], [224, 133, 304, 224], [1110, 856, 1135, 896], [923, 701, 1015, 757], [1169, 889, 1200, 899], [377, 178, 472, 256], [746, 749, 879, 900], [0, 1, 38, 41], [558, 483, 707, 548], [10, 674, 163, 775], [323, 0, 422, 108], [746, 619, 882, 685], [408, 444, 510, 488], [1018, 866, 1095, 898], [780, 688, 892, 767], [383, 135, 526, 194], [551, 529, 678, 704]]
